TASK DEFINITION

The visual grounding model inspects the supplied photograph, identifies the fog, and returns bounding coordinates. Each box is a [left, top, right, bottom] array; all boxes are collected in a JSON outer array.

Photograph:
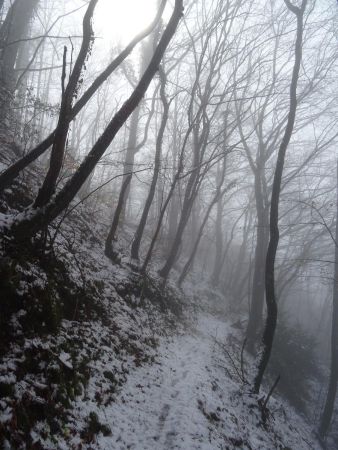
[[0, 0, 337, 448]]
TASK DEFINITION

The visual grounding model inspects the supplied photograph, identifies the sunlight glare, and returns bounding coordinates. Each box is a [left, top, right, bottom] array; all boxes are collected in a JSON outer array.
[[95, 0, 158, 45]]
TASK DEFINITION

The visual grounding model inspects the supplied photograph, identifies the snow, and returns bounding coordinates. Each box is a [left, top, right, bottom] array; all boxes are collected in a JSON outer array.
[[0, 211, 13, 230], [0, 407, 12, 424], [59, 351, 73, 370], [96, 314, 225, 449]]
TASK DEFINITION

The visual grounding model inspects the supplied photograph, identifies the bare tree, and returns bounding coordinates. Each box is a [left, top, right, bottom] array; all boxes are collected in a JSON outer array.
[[253, 0, 308, 394], [158, 0, 245, 280]]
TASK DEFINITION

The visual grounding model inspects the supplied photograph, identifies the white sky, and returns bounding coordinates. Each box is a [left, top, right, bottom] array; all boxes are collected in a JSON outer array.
[[94, 0, 158, 45]]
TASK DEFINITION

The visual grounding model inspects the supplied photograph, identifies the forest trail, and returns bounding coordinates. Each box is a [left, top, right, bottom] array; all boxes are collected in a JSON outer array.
[[95, 311, 231, 450]]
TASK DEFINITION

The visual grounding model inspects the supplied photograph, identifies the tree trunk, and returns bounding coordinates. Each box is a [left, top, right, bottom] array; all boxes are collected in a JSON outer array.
[[166, 93, 180, 251], [210, 194, 224, 286], [131, 66, 169, 261], [111, 17, 162, 230], [246, 185, 269, 353], [119, 106, 141, 222], [253, 0, 307, 394], [0, 0, 39, 125], [33, 0, 97, 208], [319, 160, 338, 438], [105, 173, 132, 260], [0, 0, 39, 88]]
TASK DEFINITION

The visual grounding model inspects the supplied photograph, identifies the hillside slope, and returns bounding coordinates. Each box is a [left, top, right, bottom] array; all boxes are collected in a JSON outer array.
[[0, 147, 322, 450]]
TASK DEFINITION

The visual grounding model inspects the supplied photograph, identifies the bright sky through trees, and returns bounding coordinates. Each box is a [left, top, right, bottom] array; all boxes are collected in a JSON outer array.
[[95, 0, 157, 44]]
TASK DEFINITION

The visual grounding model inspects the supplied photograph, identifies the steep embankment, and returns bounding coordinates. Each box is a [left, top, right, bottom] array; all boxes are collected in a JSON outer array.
[[0, 146, 181, 448]]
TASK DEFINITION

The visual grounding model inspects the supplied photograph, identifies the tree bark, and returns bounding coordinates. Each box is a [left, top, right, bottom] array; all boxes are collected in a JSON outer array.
[[253, 0, 307, 394]]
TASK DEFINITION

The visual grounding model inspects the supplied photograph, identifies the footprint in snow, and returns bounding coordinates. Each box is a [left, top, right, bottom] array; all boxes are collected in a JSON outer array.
[[171, 390, 179, 399], [164, 429, 178, 449], [171, 369, 188, 387], [158, 403, 171, 431]]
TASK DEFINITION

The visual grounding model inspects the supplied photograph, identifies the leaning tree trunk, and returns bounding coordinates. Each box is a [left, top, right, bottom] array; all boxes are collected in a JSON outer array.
[[105, 174, 132, 260], [0, 0, 167, 193], [102, 20, 163, 255], [131, 66, 169, 261], [6, 0, 184, 243], [319, 160, 338, 438], [253, 0, 307, 394]]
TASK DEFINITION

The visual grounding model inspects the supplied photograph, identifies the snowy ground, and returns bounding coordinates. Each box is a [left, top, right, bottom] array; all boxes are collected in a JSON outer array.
[[0, 149, 324, 449], [71, 309, 321, 450], [93, 313, 225, 450]]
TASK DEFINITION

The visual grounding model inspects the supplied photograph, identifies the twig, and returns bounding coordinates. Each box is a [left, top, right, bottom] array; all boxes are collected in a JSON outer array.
[[263, 374, 281, 409], [240, 337, 247, 383], [61, 46, 67, 98]]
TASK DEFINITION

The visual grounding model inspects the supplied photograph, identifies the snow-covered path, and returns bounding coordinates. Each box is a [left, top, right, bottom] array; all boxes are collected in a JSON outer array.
[[78, 309, 320, 450], [95, 313, 229, 450]]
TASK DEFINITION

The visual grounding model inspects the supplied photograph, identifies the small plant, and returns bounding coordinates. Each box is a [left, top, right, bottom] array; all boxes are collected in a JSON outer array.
[[81, 411, 112, 443], [103, 370, 118, 392]]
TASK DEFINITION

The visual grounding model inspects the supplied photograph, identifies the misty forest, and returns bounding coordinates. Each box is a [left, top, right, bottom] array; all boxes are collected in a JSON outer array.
[[0, 0, 337, 448]]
